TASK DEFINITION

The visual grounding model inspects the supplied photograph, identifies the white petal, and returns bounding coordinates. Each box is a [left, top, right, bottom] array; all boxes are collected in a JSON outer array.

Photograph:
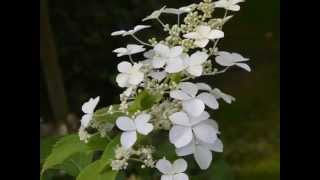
[[182, 99, 205, 117], [117, 61, 132, 73], [116, 116, 136, 131], [197, 92, 219, 110], [81, 96, 100, 114], [196, 83, 212, 91], [149, 71, 167, 81], [207, 138, 223, 152], [111, 30, 126, 36], [144, 49, 155, 59], [208, 30, 224, 39], [193, 123, 217, 144], [113, 48, 128, 56], [189, 111, 210, 126], [127, 44, 145, 54], [215, 51, 235, 66], [156, 158, 173, 174], [231, 52, 249, 62], [187, 65, 203, 76], [172, 159, 188, 173], [154, 44, 170, 57], [188, 51, 208, 66], [212, 88, 235, 104], [128, 72, 144, 85], [133, 25, 151, 32], [176, 142, 193, 156], [170, 90, 191, 100], [161, 175, 174, 180], [169, 46, 183, 58], [204, 119, 219, 132], [169, 112, 191, 126], [173, 173, 189, 180], [80, 114, 93, 128], [183, 32, 201, 39], [235, 63, 251, 72], [165, 58, 185, 73], [135, 114, 153, 135], [194, 39, 209, 48], [169, 126, 193, 148], [120, 131, 137, 148], [194, 145, 212, 170], [228, 4, 240, 11], [152, 57, 166, 68], [197, 25, 211, 36], [116, 73, 129, 87], [179, 82, 198, 97]]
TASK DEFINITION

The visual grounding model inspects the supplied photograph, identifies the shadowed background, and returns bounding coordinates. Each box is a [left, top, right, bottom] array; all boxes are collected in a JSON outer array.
[[40, 0, 279, 179]]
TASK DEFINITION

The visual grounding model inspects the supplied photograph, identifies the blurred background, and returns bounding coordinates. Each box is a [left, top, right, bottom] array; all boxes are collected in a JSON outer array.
[[40, 0, 279, 179]]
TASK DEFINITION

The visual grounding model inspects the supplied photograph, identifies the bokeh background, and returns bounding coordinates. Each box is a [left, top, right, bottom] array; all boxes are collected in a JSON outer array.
[[40, 0, 279, 179]]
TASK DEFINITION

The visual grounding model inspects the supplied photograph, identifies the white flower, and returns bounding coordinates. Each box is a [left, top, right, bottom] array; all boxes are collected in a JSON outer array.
[[183, 25, 224, 48], [163, 7, 189, 15], [215, 51, 251, 72], [156, 158, 189, 180], [169, 111, 219, 148], [214, 0, 245, 12], [170, 82, 219, 116], [196, 83, 235, 104], [113, 44, 145, 57], [80, 96, 100, 128], [149, 70, 167, 81], [176, 136, 223, 170], [152, 44, 185, 73], [183, 51, 209, 76], [116, 61, 144, 87], [111, 25, 151, 36], [142, 6, 166, 21], [179, 4, 197, 12], [116, 113, 153, 148]]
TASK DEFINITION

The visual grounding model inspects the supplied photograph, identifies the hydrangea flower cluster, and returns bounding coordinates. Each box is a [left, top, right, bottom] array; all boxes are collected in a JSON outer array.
[[78, 0, 250, 179]]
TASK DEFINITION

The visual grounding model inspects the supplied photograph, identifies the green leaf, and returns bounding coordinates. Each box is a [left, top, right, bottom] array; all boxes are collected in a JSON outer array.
[[41, 134, 89, 175], [211, 158, 234, 180], [99, 135, 120, 171], [40, 136, 61, 164], [85, 133, 109, 151], [191, 157, 234, 180], [128, 90, 162, 114], [77, 160, 118, 180], [56, 152, 93, 177]]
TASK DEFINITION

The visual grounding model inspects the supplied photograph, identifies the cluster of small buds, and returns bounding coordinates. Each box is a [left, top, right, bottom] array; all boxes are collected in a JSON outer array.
[[111, 145, 155, 170], [198, 0, 214, 19], [182, 11, 201, 32], [78, 127, 91, 143], [150, 100, 181, 130], [148, 37, 158, 46], [180, 39, 195, 52]]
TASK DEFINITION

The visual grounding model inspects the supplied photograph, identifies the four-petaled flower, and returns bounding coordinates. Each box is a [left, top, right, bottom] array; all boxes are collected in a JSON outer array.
[[215, 51, 251, 72], [111, 25, 151, 36], [80, 96, 100, 128], [196, 83, 236, 104], [156, 158, 189, 180], [116, 61, 144, 87], [170, 82, 219, 117], [113, 44, 145, 57], [214, 0, 245, 12], [183, 51, 209, 76], [152, 44, 185, 73], [183, 25, 224, 48], [116, 113, 153, 148], [142, 6, 166, 21], [176, 136, 223, 170], [169, 111, 219, 148]]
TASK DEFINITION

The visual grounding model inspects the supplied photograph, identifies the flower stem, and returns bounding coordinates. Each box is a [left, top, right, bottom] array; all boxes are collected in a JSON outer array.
[[157, 18, 166, 28], [131, 34, 153, 47], [129, 55, 134, 63]]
